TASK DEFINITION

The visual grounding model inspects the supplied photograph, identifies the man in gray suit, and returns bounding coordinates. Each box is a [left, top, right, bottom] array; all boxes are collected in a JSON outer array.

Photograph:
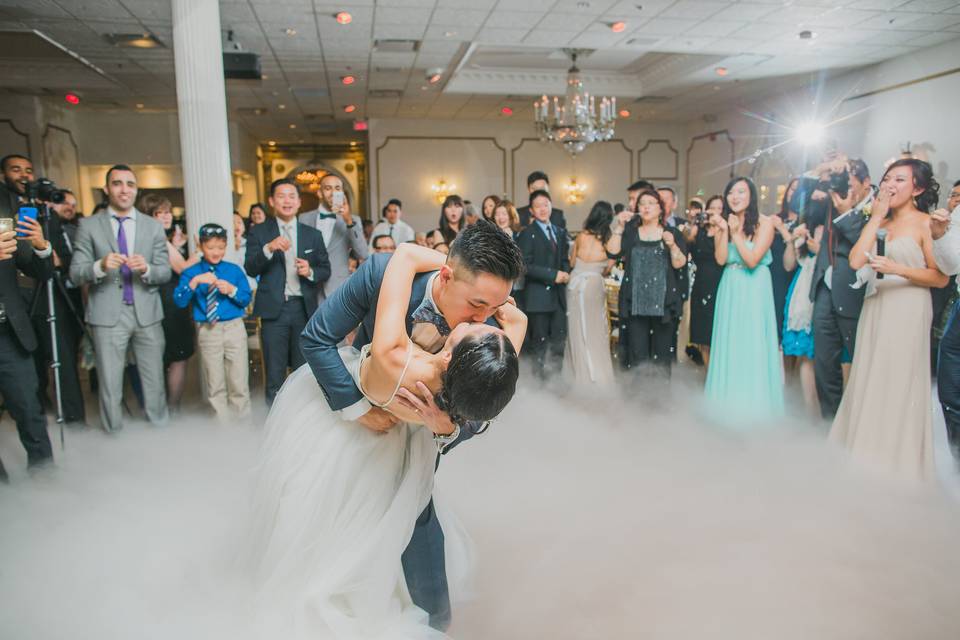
[[299, 173, 368, 303], [70, 164, 171, 432]]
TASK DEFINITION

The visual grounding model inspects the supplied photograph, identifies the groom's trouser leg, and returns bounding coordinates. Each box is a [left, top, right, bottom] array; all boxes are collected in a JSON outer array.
[[402, 499, 451, 631]]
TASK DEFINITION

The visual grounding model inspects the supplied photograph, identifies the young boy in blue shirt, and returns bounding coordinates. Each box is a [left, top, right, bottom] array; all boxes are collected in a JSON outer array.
[[174, 223, 252, 419]]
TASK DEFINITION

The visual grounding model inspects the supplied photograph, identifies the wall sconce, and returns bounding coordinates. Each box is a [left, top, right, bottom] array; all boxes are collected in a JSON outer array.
[[564, 176, 587, 205], [759, 184, 769, 203], [431, 178, 456, 204]]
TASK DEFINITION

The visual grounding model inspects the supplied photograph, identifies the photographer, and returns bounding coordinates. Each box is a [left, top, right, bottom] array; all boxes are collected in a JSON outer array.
[[31, 188, 88, 426], [802, 156, 873, 419], [0, 205, 54, 478]]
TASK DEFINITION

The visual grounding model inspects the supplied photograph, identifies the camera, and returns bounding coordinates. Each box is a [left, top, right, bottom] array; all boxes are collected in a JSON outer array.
[[827, 168, 850, 199], [694, 212, 709, 226], [23, 178, 65, 204]]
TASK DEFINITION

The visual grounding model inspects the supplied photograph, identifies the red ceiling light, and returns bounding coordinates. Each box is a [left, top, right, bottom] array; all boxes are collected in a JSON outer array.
[[65, 92, 80, 105], [428, 73, 442, 84], [353, 119, 369, 131], [341, 75, 356, 85], [335, 11, 352, 25], [715, 67, 729, 76], [619, 109, 631, 118], [500, 106, 513, 116], [343, 104, 357, 113], [610, 21, 627, 33]]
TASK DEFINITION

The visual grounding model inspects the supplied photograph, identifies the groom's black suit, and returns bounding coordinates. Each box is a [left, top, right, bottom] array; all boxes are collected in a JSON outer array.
[[299, 253, 486, 630]]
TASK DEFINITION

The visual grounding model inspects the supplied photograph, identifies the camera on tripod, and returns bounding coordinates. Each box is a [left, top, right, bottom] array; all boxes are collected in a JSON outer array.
[[23, 178, 65, 205]]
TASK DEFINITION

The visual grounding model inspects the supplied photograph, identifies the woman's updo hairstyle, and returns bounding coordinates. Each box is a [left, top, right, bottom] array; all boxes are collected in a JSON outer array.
[[882, 158, 940, 213], [434, 331, 519, 426]]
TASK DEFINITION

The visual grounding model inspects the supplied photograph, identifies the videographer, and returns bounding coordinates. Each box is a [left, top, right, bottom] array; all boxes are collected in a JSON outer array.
[[0, 200, 55, 479], [31, 188, 87, 426], [801, 155, 873, 419]]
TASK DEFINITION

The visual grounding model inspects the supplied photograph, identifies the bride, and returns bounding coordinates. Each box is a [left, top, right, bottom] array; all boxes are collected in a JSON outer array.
[[245, 243, 526, 639]]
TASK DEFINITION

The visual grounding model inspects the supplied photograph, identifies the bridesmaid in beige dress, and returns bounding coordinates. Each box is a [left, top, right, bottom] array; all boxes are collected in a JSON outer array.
[[830, 159, 948, 481], [565, 202, 616, 385]]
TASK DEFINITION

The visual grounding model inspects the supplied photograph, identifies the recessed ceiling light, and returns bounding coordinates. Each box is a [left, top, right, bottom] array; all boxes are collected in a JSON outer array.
[[289, 123, 297, 129], [65, 92, 80, 105], [341, 75, 356, 85], [715, 66, 728, 76], [344, 104, 356, 113], [104, 32, 164, 49], [619, 109, 631, 117], [268, 140, 276, 146], [798, 29, 816, 40], [283, 28, 297, 36], [278, 104, 286, 110], [610, 21, 627, 33], [335, 11, 352, 25], [500, 106, 513, 116], [444, 31, 456, 38], [136, 102, 144, 109], [262, 74, 269, 80], [350, 141, 357, 147], [428, 73, 442, 84]]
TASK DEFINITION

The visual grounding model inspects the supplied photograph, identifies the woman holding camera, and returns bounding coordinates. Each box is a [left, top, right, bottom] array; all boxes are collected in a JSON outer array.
[[704, 177, 784, 424], [685, 195, 725, 367], [829, 159, 948, 481], [608, 189, 687, 383]]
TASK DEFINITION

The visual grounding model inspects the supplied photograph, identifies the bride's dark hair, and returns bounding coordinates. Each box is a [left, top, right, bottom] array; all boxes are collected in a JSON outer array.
[[435, 331, 519, 425]]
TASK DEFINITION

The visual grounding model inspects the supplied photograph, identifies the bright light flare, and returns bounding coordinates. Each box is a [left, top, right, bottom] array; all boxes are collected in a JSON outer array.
[[795, 121, 825, 146]]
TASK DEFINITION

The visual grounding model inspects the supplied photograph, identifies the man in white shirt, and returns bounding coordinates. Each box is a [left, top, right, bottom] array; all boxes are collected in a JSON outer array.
[[932, 183, 960, 462], [369, 198, 415, 247]]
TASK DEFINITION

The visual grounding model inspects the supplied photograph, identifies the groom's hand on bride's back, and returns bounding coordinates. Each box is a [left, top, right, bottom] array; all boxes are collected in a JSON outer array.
[[357, 406, 400, 432]]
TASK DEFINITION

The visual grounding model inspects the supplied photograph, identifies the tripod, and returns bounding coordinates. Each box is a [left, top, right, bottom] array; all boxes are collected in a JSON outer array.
[[27, 204, 98, 448]]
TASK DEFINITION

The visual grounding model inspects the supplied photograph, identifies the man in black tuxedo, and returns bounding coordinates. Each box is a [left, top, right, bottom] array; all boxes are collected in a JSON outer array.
[[245, 179, 330, 405], [517, 171, 567, 230], [517, 189, 570, 380], [0, 205, 54, 478], [805, 157, 872, 419]]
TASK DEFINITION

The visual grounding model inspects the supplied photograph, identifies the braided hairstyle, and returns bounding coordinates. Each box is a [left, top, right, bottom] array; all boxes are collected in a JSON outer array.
[[434, 331, 519, 426]]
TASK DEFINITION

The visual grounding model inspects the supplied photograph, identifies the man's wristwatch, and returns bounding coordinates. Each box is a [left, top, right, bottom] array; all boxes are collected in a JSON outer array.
[[432, 423, 461, 449]]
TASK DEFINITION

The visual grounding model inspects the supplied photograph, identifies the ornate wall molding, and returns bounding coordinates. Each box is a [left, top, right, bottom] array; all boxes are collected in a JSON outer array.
[[0, 119, 32, 158], [510, 137, 634, 201], [638, 139, 679, 181], [41, 124, 81, 191], [375, 136, 508, 201], [685, 129, 735, 199]]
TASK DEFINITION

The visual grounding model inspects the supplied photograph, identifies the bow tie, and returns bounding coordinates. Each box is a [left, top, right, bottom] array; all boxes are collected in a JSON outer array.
[[318, 213, 337, 220], [412, 300, 451, 336]]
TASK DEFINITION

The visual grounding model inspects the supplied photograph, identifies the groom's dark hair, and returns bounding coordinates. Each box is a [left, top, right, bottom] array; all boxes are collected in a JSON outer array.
[[448, 219, 524, 281]]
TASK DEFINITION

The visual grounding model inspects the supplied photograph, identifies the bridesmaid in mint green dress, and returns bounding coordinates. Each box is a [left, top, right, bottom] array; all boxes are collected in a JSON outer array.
[[704, 177, 784, 425]]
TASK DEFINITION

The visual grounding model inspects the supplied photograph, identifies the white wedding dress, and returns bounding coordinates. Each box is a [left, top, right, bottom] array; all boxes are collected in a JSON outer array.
[[246, 344, 453, 639]]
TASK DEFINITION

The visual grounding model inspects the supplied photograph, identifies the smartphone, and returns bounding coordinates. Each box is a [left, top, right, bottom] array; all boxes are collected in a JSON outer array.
[[332, 190, 345, 211], [0, 217, 14, 235], [17, 206, 38, 238]]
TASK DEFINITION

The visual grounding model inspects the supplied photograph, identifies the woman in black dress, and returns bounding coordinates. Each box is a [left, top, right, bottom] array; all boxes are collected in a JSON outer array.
[[685, 195, 725, 366], [769, 178, 800, 342], [607, 189, 688, 382], [140, 194, 197, 414]]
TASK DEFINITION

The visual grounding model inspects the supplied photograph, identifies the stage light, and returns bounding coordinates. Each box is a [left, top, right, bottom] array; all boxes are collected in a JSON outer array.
[[795, 121, 825, 146]]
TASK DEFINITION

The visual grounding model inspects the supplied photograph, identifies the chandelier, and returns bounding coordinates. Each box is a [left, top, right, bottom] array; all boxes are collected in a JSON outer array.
[[534, 49, 617, 157]]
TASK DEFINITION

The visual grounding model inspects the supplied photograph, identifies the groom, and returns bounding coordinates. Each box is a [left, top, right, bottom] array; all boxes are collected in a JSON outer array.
[[300, 220, 524, 630]]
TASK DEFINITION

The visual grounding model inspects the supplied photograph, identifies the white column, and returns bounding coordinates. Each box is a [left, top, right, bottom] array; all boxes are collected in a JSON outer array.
[[171, 0, 236, 260]]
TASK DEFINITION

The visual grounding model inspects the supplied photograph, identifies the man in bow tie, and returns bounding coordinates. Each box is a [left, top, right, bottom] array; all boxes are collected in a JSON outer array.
[[299, 173, 368, 306], [300, 220, 524, 631]]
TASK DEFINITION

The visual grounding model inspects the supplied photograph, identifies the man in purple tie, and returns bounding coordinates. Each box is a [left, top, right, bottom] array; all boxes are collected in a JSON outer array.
[[70, 165, 171, 432]]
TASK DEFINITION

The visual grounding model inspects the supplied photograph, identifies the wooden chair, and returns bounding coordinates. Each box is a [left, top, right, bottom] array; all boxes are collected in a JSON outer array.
[[244, 292, 265, 391]]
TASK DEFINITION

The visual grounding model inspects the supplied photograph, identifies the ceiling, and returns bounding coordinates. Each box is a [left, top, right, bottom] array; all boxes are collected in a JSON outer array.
[[1, 0, 959, 143]]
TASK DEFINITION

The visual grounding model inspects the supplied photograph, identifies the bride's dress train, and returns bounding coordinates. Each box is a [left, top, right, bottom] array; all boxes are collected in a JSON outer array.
[[246, 346, 452, 639]]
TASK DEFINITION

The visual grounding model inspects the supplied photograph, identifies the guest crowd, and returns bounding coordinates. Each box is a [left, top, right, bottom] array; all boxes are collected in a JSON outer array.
[[1, 149, 959, 484]]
